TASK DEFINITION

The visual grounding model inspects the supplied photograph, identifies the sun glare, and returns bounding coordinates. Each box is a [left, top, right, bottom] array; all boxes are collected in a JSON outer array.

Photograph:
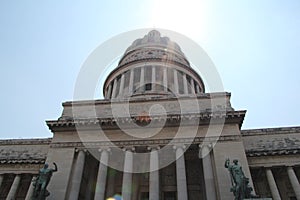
[[148, 0, 208, 40]]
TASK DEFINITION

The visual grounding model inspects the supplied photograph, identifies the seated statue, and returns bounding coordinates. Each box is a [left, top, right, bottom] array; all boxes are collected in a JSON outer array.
[[32, 162, 58, 200]]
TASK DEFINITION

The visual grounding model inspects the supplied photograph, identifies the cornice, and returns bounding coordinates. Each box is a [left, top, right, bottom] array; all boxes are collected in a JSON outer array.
[[0, 138, 52, 145], [242, 126, 300, 136], [0, 159, 45, 164], [46, 110, 246, 131]]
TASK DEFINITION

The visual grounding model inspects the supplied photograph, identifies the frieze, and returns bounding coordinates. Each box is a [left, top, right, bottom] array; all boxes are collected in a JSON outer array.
[[0, 141, 49, 162], [0, 148, 48, 161], [243, 136, 300, 152], [246, 149, 300, 157], [49, 135, 241, 149], [242, 127, 300, 157], [119, 48, 189, 67], [0, 163, 44, 169]]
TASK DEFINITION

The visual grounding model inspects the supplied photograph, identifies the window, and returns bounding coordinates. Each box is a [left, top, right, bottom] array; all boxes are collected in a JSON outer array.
[[145, 66, 152, 83], [145, 83, 152, 91]]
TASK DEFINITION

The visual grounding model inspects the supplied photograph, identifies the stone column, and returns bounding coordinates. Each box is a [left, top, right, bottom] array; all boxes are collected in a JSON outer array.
[[119, 74, 125, 96], [173, 70, 179, 93], [199, 144, 217, 200], [111, 78, 118, 99], [94, 149, 110, 200], [25, 176, 36, 200], [139, 67, 145, 92], [132, 174, 140, 200], [0, 174, 4, 189], [6, 174, 21, 200], [191, 79, 195, 94], [149, 147, 159, 200], [107, 84, 112, 99], [122, 149, 133, 200], [129, 69, 134, 95], [183, 74, 188, 94], [151, 66, 156, 91], [106, 168, 116, 198], [163, 67, 168, 92], [68, 150, 86, 200], [196, 85, 200, 94], [174, 145, 188, 200], [266, 168, 281, 200], [287, 166, 300, 199]]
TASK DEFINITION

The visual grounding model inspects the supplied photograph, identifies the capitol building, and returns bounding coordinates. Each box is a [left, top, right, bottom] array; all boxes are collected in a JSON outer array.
[[0, 30, 299, 200]]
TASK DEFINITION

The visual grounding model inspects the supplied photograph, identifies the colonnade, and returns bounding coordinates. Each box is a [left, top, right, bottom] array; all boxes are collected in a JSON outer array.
[[0, 174, 36, 200], [67, 144, 217, 200], [105, 66, 203, 99], [265, 166, 300, 200], [2, 149, 300, 199], [67, 148, 300, 200]]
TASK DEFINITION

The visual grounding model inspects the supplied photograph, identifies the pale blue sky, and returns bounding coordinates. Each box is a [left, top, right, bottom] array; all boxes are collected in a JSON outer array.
[[0, 1, 299, 139]]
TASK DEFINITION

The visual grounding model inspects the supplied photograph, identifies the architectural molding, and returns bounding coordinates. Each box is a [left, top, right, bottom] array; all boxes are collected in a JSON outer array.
[[47, 110, 246, 131], [49, 135, 241, 148]]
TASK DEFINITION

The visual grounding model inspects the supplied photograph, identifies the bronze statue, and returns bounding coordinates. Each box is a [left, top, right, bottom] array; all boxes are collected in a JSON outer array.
[[225, 158, 254, 200], [32, 162, 58, 200]]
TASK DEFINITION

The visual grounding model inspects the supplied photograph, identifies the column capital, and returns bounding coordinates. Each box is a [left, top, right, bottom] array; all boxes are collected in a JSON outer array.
[[199, 143, 214, 159], [98, 148, 111, 152], [199, 143, 213, 150], [75, 148, 87, 153], [265, 166, 273, 170], [173, 144, 186, 150], [147, 146, 160, 151], [122, 146, 135, 152]]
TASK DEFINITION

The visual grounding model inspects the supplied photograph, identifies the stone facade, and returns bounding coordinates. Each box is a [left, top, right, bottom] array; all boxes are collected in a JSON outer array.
[[243, 127, 300, 200], [0, 30, 299, 200], [1, 126, 299, 199], [0, 139, 50, 199]]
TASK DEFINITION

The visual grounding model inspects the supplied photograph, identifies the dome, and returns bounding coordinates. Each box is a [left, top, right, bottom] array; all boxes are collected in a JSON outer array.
[[124, 30, 183, 56], [103, 30, 205, 100], [118, 30, 190, 68]]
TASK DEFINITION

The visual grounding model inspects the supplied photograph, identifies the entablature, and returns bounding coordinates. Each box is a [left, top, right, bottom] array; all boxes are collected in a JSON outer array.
[[47, 110, 246, 132]]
